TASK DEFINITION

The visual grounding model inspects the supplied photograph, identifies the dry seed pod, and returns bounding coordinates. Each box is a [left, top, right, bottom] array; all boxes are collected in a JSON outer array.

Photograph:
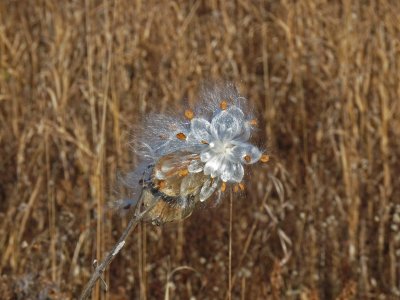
[[122, 82, 268, 224]]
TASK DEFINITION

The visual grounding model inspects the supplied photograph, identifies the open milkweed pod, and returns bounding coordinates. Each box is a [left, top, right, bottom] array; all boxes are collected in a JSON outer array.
[[123, 82, 268, 225]]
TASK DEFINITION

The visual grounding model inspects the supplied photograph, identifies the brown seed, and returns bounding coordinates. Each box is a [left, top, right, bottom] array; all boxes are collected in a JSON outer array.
[[201, 140, 209, 144], [233, 185, 239, 193], [176, 132, 187, 140], [244, 155, 251, 163], [249, 119, 258, 126], [221, 182, 227, 192], [239, 183, 245, 191], [260, 154, 270, 163], [220, 100, 228, 110], [158, 180, 166, 189], [184, 109, 194, 120], [178, 169, 189, 177]]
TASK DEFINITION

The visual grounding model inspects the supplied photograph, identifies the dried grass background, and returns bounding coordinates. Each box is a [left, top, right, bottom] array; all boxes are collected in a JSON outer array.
[[1, 0, 400, 299]]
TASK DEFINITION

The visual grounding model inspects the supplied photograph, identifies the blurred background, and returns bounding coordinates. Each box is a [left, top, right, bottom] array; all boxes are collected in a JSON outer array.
[[1, 0, 399, 299]]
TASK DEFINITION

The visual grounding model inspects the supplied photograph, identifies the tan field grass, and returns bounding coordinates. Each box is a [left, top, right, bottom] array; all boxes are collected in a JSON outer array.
[[1, 0, 400, 299]]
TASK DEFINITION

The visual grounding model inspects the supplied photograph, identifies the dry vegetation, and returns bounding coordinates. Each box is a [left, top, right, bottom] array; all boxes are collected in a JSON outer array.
[[1, 0, 400, 299]]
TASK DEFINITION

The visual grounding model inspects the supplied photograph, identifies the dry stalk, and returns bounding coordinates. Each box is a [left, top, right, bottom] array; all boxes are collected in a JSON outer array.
[[79, 199, 158, 300], [228, 188, 233, 300]]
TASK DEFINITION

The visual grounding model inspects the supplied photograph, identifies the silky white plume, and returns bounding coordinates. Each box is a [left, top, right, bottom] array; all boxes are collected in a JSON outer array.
[[126, 82, 268, 205]]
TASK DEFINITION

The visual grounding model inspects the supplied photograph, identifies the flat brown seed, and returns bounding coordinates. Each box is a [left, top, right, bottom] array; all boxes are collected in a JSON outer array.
[[233, 185, 239, 193], [178, 169, 189, 177], [176, 132, 187, 140], [260, 154, 270, 163], [239, 183, 245, 191], [221, 182, 227, 192], [201, 140, 209, 144], [158, 180, 166, 189], [249, 119, 258, 126], [220, 100, 228, 110], [184, 109, 194, 120]]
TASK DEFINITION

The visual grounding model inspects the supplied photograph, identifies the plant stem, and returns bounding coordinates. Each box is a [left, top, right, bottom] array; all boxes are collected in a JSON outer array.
[[228, 189, 233, 300], [79, 200, 157, 300]]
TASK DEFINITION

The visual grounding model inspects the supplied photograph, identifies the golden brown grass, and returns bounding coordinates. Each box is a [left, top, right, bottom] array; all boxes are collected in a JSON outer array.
[[1, 0, 400, 299]]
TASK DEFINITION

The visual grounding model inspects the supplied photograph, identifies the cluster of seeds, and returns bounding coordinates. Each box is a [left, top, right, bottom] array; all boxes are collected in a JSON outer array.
[[170, 98, 268, 198]]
